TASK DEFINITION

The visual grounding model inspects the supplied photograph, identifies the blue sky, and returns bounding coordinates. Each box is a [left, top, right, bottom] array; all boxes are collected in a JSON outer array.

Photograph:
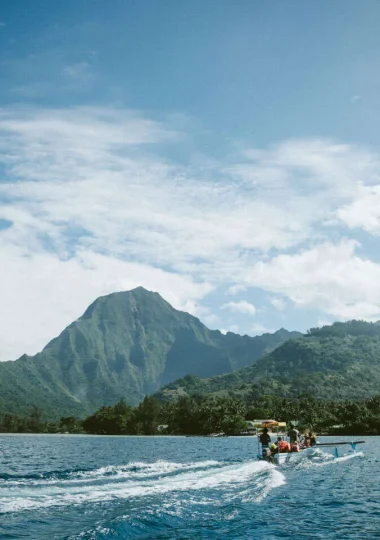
[[1, 0, 380, 360]]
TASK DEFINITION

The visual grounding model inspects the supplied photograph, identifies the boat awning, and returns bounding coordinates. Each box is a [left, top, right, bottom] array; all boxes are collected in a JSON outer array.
[[254, 421, 287, 428]]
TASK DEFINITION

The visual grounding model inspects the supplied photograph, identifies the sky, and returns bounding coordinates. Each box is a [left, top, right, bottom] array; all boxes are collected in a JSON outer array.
[[1, 0, 380, 361]]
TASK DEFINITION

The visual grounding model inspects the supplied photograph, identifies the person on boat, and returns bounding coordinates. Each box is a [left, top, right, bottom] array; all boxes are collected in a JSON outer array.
[[309, 432, 317, 446], [287, 423, 300, 444], [290, 440, 300, 452], [259, 427, 271, 448], [270, 442, 278, 454], [277, 436, 290, 453], [301, 432, 310, 448]]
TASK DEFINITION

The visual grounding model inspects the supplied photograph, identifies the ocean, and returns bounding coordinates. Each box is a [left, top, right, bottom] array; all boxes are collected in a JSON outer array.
[[0, 434, 378, 539]]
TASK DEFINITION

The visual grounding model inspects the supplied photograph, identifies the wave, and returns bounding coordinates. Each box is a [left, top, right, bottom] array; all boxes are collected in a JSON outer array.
[[0, 460, 220, 486], [0, 459, 285, 514], [294, 447, 364, 470]]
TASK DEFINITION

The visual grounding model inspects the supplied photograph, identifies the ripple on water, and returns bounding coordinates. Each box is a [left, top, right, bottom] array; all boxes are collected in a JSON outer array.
[[0, 435, 378, 539]]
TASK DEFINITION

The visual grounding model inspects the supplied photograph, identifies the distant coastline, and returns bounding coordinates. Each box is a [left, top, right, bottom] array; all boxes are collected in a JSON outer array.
[[2, 393, 380, 437]]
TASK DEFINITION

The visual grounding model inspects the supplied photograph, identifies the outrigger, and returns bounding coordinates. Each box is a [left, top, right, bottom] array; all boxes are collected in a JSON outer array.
[[314, 441, 366, 459], [255, 420, 365, 465]]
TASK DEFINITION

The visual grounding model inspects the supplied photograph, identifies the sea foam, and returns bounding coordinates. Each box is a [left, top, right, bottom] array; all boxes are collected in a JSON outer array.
[[0, 459, 285, 513]]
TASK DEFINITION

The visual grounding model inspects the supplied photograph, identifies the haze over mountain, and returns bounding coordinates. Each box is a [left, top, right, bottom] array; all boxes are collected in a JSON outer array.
[[157, 320, 380, 402], [0, 287, 301, 418]]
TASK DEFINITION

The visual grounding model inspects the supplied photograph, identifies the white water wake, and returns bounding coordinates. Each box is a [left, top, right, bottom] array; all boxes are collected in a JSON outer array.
[[294, 448, 364, 470], [0, 460, 285, 513]]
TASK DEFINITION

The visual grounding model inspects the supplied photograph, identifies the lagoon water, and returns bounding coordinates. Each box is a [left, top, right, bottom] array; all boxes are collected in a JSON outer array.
[[0, 435, 379, 539]]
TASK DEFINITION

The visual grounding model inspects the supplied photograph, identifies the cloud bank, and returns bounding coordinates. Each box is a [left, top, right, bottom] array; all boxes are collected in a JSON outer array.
[[222, 301, 257, 315], [1, 105, 380, 359]]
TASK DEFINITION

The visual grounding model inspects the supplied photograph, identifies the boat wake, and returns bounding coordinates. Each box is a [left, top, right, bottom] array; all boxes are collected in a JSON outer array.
[[0, 459, 285, 514], [294, 448, 364, 470]]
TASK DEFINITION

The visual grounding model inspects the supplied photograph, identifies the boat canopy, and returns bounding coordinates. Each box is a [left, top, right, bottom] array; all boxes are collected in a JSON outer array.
[[254, 420, 287, 428]]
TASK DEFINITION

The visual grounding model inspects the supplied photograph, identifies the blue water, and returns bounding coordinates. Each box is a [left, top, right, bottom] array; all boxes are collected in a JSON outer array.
[[0, 435, 378, 539]]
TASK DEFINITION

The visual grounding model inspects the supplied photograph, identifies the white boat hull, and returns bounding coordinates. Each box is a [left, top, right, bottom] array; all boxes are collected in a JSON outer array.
[[262, 442, 364, 465], [261, 447, 315, 465]]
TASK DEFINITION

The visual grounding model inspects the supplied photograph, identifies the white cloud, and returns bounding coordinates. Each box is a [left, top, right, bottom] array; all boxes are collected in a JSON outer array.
[[337, 185, 380, 234], [232, 138, 379, 198], [0, 109, 341, 293], [270, 297, 286, 311], [221, 301, 256, 315], [316, 319, 334, 328], [0, 246, 211, 361], [246, 240, 380, 319], [227, 284, 247, 295], [1, 106, 380, 358], [250, 323, 276, 336], [220, 325, 239, 335]]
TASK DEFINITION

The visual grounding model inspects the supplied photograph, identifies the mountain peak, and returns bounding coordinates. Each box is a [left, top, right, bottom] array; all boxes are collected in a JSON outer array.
[[80, 286, 165, 320], [0, 287, 303, 419], [105, 286, 164, 301], [129, 286, 155, 294]]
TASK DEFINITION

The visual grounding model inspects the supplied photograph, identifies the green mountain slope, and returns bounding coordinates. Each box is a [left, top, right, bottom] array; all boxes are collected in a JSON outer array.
[[157, 320, 380, 402], [0, 287, 300, 418]]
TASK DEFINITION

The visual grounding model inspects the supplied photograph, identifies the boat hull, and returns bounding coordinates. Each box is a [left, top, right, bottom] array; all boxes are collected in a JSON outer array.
[[260, 447, 315, 465]]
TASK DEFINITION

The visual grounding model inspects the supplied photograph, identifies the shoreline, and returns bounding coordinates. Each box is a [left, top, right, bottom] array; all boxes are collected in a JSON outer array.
[[0, 432, 376, 437]]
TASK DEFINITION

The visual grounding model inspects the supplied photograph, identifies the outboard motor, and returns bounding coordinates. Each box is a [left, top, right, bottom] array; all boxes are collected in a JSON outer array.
[[262, 447, 271, 459]]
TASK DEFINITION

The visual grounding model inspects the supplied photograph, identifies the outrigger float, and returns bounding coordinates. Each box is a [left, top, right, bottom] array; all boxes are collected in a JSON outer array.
[[255, 420, 365, 466]]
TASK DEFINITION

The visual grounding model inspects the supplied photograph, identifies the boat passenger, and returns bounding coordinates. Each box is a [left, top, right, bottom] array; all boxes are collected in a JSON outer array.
[[309, 432, 317, 446], [301, 433, 310, 448], [270, 442, 278, 454], [287, 423, 300, 444], [290, 440, 300, 452], [277, 436, 290, 453], [259, 427, 271, 447]]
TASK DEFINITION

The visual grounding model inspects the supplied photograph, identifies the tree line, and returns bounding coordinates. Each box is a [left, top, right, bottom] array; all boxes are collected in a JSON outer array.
[[2, 394, 380, 435]]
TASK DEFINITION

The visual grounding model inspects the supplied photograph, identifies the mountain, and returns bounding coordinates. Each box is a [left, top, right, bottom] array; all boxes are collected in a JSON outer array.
[[156, 320, 380, 402], [0, 287, 301, 418]]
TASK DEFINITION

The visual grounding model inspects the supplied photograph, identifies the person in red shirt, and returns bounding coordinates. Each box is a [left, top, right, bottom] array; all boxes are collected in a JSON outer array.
[[277, 436, 290, 453]]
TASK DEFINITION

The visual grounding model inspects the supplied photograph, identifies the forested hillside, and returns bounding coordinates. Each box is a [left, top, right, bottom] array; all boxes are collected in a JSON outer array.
[[0, 287, 300, 418], [157, 321, 380, 402]]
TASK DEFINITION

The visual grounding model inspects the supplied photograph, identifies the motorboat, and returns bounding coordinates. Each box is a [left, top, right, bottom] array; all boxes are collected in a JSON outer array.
[[256, 421, 365, 465]]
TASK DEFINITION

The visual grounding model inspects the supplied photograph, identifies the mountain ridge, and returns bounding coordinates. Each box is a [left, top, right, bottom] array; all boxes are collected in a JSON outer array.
[[156, 320, 380, 402], [0, 287, 301, 418]]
